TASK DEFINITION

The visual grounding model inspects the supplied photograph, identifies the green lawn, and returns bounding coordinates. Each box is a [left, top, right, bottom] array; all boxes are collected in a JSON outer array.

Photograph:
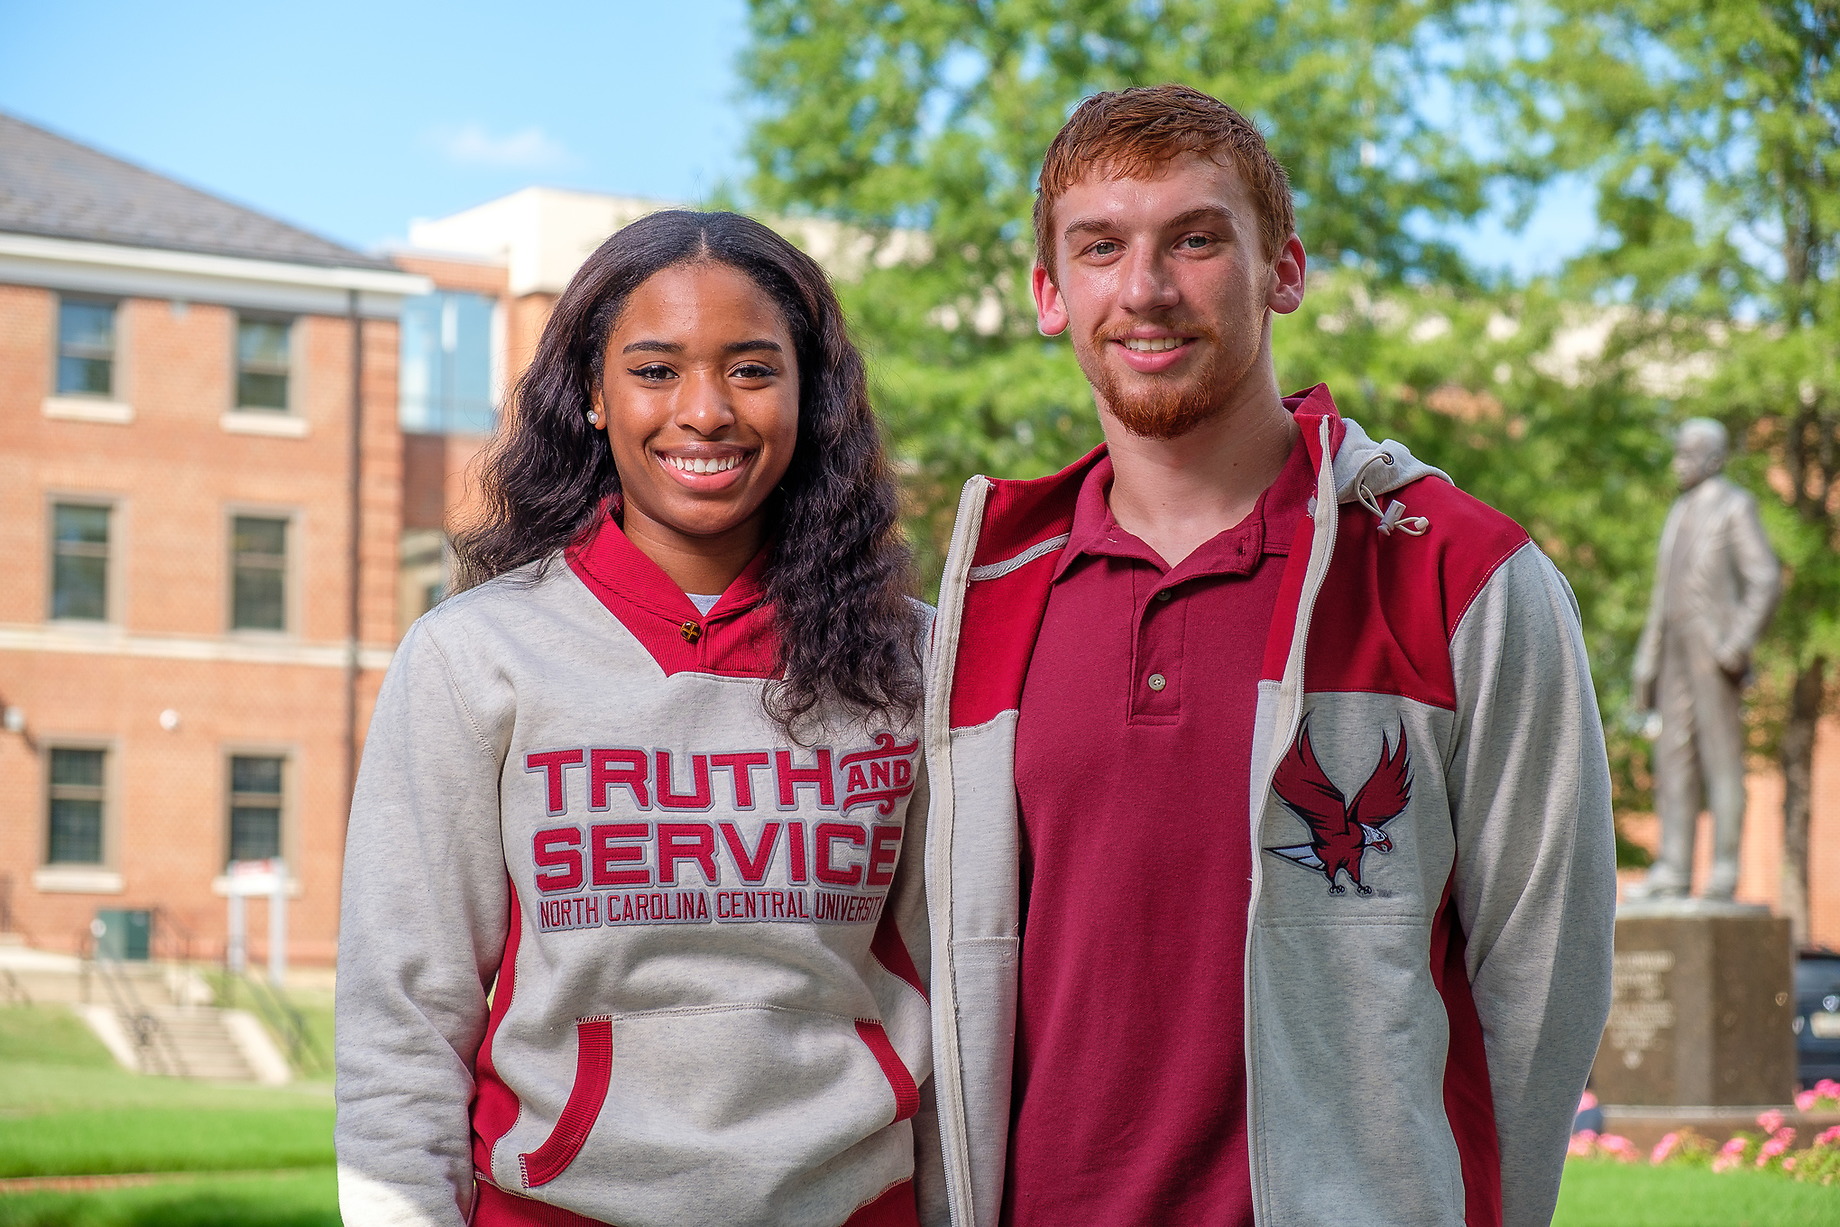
[[1554, 1160, 1840, 1226], [0, 1005, 333, 1180], [0, 1169, 337, 1227], [7, 1004, 1840, 1225]]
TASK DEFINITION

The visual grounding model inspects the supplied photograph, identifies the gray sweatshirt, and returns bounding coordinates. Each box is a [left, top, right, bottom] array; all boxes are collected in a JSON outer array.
[[335, 530, 935, 1227]]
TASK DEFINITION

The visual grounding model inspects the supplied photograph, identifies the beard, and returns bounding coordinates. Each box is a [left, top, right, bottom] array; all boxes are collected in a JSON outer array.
[[1073, 325, 1230, 441]]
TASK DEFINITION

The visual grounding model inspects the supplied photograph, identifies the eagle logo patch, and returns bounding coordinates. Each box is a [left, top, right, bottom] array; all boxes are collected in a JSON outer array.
[[1266, 719, 1412, 896]]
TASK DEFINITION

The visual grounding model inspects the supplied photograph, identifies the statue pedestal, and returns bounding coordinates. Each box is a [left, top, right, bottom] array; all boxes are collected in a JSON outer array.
[[1592, 904, 1795, 1106]]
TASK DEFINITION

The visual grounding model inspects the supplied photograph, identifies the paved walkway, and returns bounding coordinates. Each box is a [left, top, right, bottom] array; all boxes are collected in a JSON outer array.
[[0, 1167, 327, 1195]]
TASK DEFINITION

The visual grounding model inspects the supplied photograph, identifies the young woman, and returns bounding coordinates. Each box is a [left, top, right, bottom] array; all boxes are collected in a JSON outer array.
[[335, 211, 934, 1227]]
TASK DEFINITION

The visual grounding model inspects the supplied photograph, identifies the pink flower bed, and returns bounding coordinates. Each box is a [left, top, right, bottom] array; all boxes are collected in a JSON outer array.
[[1569, 1096, 1840, 1185]]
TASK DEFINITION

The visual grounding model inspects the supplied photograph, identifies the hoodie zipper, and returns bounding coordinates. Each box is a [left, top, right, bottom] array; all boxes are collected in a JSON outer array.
[[927, 475, 992, 1227], [1243, 415, 1341, 1223]]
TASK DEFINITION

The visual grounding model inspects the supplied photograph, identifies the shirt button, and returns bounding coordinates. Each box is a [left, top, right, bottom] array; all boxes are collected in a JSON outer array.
[[1147, 673, 1167, 691], [1154, 590, 1172, 602]]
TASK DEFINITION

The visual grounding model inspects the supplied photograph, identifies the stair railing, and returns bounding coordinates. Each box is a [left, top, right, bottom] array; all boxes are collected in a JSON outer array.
[[217, 967, 328, 1077], [85, 937, 188, 1078]]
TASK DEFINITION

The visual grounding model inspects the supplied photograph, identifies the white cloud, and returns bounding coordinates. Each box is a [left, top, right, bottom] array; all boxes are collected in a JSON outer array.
[[430, 123, 574, 170]]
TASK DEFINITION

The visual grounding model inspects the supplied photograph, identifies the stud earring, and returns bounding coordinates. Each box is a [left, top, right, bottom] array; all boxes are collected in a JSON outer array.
[[586, 409, 601, 426]]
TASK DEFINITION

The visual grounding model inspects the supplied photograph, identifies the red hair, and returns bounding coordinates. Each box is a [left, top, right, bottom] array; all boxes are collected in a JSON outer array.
[[1033, 84, 1294, 276]]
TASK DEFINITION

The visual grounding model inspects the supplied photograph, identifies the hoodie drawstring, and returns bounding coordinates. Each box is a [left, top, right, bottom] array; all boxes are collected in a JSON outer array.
[[1352, 451, 1430, 536]]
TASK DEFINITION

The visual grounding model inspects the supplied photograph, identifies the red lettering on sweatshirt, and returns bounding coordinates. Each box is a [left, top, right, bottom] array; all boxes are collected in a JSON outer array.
[[533, 827, 584, 893], [657, 823, 719, 885], [775, 748, 836, 808], [524, 735, 915, 818], [655, 751, 713, 810], [721, 821, 780, 884], [815, 822, 867, 886], [710, 751, 771, 808], [589, 823, 649, 888], [589, 748, 650, 810], [865, 825, 902, 888], [525, 750, 585, 816]]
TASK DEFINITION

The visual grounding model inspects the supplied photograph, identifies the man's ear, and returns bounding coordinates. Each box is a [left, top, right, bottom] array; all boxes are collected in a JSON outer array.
[[1268, 235, 1307, 316], [1032, 264, 1069, 336]]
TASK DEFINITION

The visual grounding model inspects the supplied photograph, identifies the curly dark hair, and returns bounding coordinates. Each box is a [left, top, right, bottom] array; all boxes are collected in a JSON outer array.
[[452, 210, 921, 735]]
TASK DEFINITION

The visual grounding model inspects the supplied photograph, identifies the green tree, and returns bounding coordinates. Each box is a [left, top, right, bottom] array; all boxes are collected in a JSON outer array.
[[736, 0, 1685, 842], [741, 0, 1508, 582], [1514, 0, 1840, 940]]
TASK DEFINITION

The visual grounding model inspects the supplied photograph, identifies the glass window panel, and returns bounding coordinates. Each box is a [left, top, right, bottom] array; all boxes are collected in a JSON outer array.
[[52, 559, 106, 621], [236, 318, 291, 410], [232, 568, 285, 630], [231, 516, 288, 631], [47, 748, 106, 865], [229, 805, 282, 862], [60, 301, 116, 350], [58, 356, 113, 397], [236, 370, 289, 410], [231, 755, 283, 796], [51, 504, 110, 621], [57, 300, 115, 397], [55, 504, 110, 545], [228, 755, 285, 863], [398, 294, 438, 432], [237, 319, 290, 367], [51, 747, 105, 788], [49, 799, 104, 863], [397, 291, 496, 434]]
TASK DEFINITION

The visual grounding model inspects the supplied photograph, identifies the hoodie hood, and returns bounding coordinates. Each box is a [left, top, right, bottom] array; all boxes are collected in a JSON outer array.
[[1330, 417, 1450, 503]]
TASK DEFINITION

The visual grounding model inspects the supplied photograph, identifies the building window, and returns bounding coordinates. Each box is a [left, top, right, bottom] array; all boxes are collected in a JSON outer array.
[[50, 502, 111, 621], [399, 291, 496, 434], [235, 316, 292, 411], [227, 755, 284, 864], [230, 515, 288, 631], [47, 747, 107, 865], [57, 298, 117, 398]]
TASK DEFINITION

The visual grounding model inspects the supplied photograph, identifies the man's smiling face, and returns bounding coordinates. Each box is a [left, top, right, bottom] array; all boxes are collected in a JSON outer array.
[[1033, 153, 1304, 440]]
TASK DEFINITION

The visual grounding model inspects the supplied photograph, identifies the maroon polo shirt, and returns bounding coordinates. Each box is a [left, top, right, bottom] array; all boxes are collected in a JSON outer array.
[[1004, 436, 1312, 1227]]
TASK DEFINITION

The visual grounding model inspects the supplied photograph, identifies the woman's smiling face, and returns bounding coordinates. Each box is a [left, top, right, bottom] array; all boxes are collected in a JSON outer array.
[[592, 260, 800, 572]]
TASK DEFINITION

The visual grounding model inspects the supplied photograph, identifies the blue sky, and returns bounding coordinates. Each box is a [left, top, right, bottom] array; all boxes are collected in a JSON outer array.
[[0, 0, 752, 251], [0, 0, 1591, 276]]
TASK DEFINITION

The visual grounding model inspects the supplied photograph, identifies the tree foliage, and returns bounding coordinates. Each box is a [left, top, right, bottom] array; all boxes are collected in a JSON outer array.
[[735, 0, 1835, 864], [1503, 0, 1839, 927], [741, 0, 1513, 580]]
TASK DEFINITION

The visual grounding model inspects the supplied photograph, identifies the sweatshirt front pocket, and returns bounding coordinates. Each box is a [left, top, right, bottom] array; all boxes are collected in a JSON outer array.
[[518, 1017, 613, 1187], [506, 1004, 917, 1223]]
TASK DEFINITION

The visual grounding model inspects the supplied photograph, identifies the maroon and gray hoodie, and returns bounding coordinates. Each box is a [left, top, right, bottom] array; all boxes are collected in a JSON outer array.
[[335, 519, 938, 1227], [922, 386, 1616, 1227]]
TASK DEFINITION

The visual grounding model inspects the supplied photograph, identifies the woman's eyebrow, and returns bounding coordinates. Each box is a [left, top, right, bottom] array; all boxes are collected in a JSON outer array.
[[620, 339, 784, 355]]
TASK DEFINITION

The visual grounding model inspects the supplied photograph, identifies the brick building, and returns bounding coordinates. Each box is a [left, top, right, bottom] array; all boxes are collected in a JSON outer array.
[[387, 187, 677, 613], [0, 113, 427, 965]]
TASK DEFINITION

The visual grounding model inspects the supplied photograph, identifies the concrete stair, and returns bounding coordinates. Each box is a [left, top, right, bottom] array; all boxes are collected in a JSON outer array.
[[144, 1006, 256, 1081], [2, 944, 295, 1084]]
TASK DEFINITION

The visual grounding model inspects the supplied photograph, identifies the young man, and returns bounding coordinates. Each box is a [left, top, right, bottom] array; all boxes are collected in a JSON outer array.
[[923, 85, 1616, 1227]]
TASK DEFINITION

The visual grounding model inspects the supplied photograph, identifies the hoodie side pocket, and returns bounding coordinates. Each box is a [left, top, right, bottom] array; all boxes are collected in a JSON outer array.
[[855, 1019, 920, 1123], [518, 1017, 612, 1188]]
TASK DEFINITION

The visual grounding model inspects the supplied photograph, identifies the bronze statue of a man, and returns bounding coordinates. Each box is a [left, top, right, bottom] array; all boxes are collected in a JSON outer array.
[[1633, 419, 1780, 900]]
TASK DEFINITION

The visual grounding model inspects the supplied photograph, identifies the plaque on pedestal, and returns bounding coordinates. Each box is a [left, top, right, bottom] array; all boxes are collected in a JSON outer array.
[[1593, 905, 1795, 1106]]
